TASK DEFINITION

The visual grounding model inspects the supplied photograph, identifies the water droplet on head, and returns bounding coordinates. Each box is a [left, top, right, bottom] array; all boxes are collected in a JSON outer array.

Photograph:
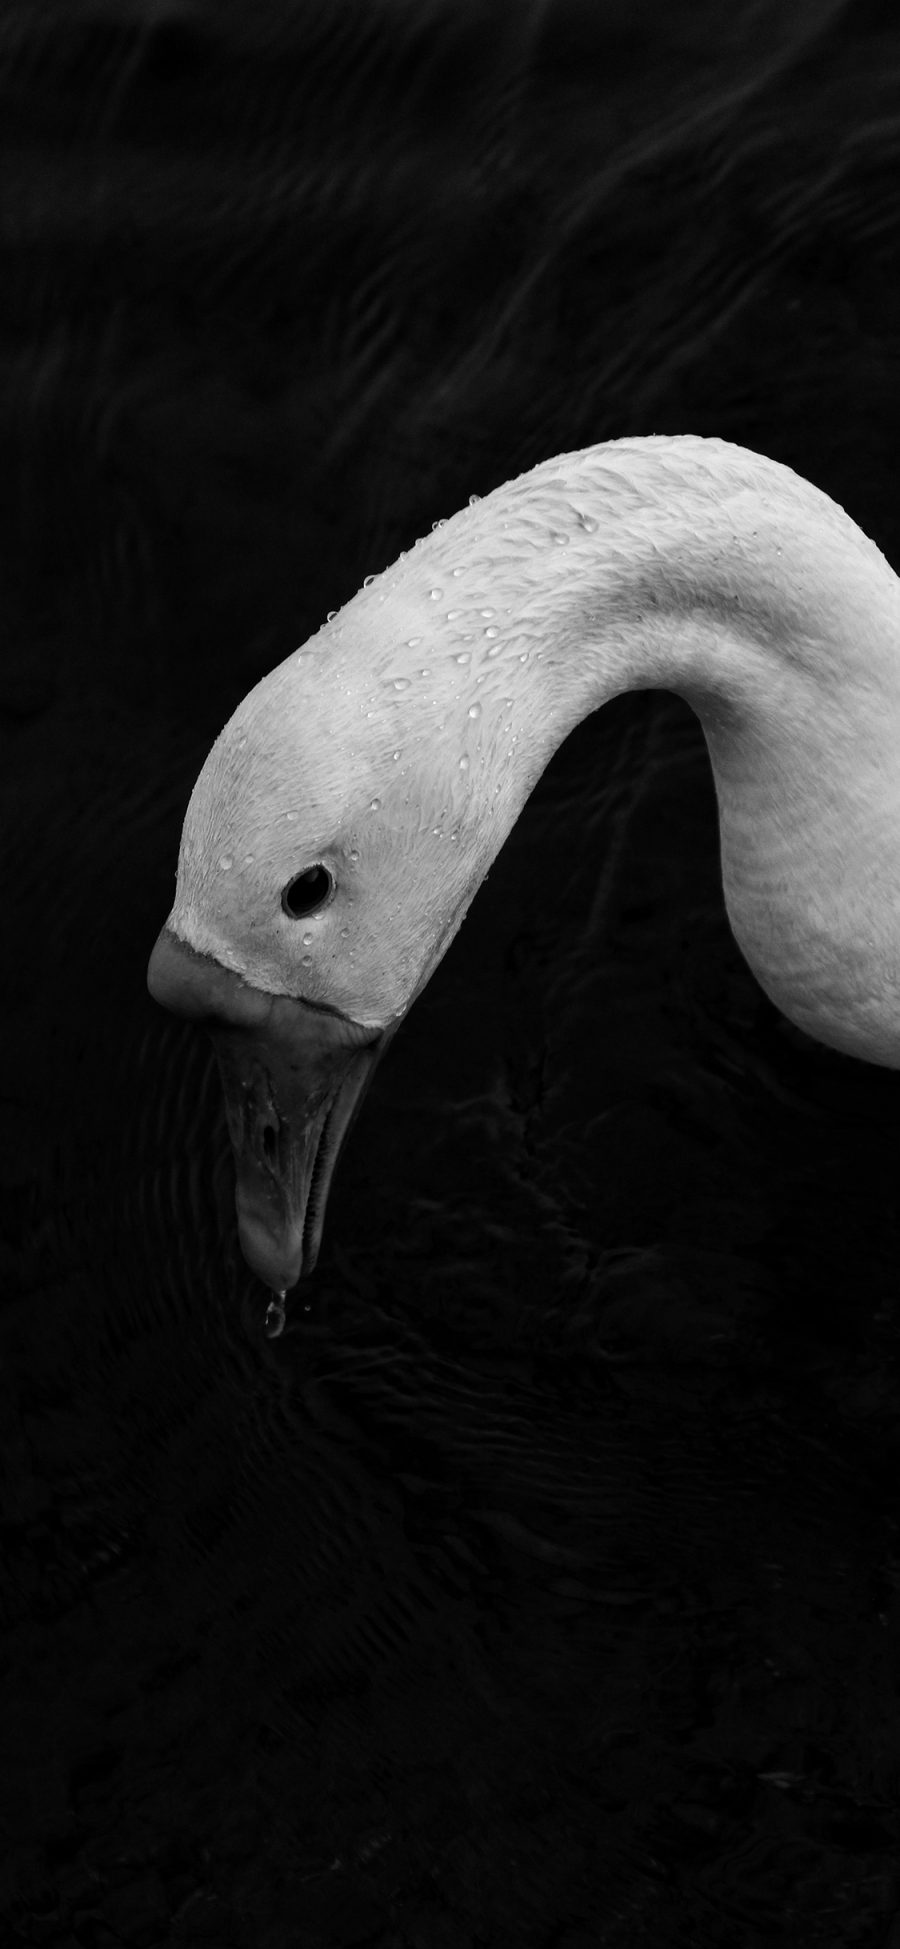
[[392, 748, 401, 760], [243, 852, 255, 865], [484, 625, 499, 639], [370, 797, 381, 811], [300, 953, 312, 969], [518, 652, 529, 662], [480, 608, 495, 618], [446, 610, 462, 621], [392, 677, 411, 690], [451, 565, 464, 577], [459, 754, 470, 771], [347, 848, 360, 863], [429, 588, 443, 601], [454, 652, 470, 665], [301, 931, 314, 947], [285, 811, 297, 823], [406, 637, 423, 648], [237, 735, 247, 750], [218, 854, 233, 871], [468, 493, 481, 505], [468, 702, 482, 719]]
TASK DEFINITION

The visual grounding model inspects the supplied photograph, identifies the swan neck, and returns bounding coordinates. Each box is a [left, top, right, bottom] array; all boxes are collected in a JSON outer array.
[[445, 437, 900, 1065]]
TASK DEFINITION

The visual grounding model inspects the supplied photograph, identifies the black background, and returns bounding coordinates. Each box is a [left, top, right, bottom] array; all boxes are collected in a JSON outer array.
[[3, 2, 900, 1944]]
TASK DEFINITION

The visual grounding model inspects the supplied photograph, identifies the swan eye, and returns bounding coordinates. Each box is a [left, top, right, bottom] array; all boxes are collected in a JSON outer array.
[[281, 863, 334, 919]]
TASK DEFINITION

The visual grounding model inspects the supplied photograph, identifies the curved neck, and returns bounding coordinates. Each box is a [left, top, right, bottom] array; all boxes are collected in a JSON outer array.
[[375, 435, 900, 1062], [187, 435, 900, 1060]]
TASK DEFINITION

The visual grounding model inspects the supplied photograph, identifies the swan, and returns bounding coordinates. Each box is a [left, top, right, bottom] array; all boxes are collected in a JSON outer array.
[[147, 434, 900, 1302]]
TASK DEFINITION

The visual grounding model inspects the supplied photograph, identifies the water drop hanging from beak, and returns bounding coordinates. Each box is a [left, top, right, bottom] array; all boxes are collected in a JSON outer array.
[[265, 1291, 287, 1338]]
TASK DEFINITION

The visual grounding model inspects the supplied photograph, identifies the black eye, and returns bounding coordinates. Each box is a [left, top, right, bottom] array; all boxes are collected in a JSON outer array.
[[281, 863, 334, 919]]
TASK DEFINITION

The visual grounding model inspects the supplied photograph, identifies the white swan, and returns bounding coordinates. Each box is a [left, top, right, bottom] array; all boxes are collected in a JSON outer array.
[[147, 435, 900, 1296]]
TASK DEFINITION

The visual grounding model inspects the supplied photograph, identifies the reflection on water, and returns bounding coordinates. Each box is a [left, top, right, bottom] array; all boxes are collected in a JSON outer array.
[[4, 1, 900, 1942]]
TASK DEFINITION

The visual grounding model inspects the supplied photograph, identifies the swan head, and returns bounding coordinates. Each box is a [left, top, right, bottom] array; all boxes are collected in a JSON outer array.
[[148, 594, 517, 1294], [149, 433, 900, 1298]]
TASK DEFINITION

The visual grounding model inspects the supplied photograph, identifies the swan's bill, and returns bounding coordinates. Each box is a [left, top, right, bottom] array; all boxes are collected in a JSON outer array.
[[147, 925, 392, 1291]]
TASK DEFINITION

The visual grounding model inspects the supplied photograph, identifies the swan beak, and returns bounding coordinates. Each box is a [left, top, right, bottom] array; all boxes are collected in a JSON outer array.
[[147, 926, 391, 1293]]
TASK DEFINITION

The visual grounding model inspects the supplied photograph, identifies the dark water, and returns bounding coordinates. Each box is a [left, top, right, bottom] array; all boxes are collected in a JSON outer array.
[[4, 2, 900, 1943]]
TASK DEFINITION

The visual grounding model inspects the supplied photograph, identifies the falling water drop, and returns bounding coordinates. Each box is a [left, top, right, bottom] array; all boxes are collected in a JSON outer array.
[[265, 1293, 286, 1338]]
